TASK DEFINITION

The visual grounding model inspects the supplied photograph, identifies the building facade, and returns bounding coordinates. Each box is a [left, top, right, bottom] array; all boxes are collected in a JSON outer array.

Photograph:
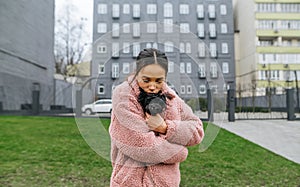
[[235, 0, 300, 97], [0, 1, 55, 110], [92, 0, 235, 100]]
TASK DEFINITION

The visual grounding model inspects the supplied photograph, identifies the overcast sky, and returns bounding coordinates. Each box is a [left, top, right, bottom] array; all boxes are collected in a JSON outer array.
[[55, 0, 93, 42]]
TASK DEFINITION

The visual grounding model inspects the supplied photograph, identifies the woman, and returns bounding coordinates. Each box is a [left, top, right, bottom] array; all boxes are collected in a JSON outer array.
[[109, 48, 204, 187]]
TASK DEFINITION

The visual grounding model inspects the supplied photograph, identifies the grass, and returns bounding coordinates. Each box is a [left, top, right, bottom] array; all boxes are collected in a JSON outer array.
[[0, 116, 299, 187]]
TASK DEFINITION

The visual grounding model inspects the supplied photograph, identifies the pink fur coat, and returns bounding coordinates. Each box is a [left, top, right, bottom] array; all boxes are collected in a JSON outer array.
[[109, 77, 204, 187]]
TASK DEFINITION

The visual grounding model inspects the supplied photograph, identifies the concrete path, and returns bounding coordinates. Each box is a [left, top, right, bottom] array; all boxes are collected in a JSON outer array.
[[214, 120, 300, 164]]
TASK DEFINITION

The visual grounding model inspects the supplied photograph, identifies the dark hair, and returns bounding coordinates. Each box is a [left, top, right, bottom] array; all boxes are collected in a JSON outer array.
[[130, 48, 168, 84]]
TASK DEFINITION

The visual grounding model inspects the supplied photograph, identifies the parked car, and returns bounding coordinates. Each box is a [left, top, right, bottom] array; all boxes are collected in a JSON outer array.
[[81, 99, 112, 115]]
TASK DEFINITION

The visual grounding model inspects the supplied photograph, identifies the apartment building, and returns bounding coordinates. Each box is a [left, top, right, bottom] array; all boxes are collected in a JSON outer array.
[[92, 0, 235, 100], [235, 0, 300, 97], [0, 1, 55, 110]]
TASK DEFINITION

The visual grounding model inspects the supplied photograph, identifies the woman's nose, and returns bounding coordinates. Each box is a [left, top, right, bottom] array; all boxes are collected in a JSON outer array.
[[148, 83, 156, 91]]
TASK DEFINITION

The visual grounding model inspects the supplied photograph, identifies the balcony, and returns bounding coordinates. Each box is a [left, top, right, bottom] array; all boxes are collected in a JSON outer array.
[[256, 46, 300, 53], [256, 29, 300, 38], [256, 12, 300, 20]]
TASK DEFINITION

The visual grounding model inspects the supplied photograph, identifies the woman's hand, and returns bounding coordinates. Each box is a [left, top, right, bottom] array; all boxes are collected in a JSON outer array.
[[145, 113, 167, 134]]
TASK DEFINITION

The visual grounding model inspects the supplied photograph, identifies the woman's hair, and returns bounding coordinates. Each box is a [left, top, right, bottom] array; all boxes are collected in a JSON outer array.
[[130, 48, 168, 84]]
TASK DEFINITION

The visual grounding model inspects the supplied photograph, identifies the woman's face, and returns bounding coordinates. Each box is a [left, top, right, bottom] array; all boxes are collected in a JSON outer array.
[[137, 64, 166, 94]]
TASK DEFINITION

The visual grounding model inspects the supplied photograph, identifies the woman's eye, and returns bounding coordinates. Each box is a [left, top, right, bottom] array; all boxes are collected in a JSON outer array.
[[143, 79, 149, 83]]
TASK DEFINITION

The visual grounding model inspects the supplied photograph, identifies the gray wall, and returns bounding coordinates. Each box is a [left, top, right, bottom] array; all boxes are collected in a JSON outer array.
[[54, 79, 93, 109], [0, 1, 55, 110]]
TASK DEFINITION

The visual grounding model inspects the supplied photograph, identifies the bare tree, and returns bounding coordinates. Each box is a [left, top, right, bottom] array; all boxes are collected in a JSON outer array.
[[54, 2, 88, 75]]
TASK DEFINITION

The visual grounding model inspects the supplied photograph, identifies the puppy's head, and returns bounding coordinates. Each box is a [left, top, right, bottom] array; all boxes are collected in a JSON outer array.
[[145, 97, 166, 115], [138, 88, 166, 115]]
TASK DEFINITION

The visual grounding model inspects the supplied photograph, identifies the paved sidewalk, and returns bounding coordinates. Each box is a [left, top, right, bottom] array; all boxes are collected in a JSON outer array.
[[214, 120, 300, 164]]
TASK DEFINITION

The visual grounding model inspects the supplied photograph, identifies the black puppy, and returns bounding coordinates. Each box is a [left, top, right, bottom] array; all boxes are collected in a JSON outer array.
[[138, 88, 167, 116]]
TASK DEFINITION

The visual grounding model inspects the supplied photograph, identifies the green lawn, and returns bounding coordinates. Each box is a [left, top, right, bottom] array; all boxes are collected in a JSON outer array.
[[0, 116, 299, 187]]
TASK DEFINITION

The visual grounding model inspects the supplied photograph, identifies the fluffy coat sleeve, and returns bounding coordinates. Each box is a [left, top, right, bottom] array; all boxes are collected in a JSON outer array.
[[109, 83, 188, 165], [162, 97, 205, 147]]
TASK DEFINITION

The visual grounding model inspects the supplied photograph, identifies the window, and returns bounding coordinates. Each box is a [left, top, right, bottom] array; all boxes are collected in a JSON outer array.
[[164, 41, 174, 52], [112, 43, 119, 58], [209, 23, 216, 38], [112, 23, 120, 37], [281, 3, 300, 13], [98, 64, 105, 74], [97, 43, 107, 53], [133, 23, 140, 37], [123, 63, 130, 74], [223, 83, 229, 92], [123, 42, 130, 53], [98, 84, 105, 94], [197, 4, 204, 18], [199, 85, 206, 94], [98, 4, 107, 14], [258, 71, 266, 80], [132, 43, 140, 57], [210, 63, 218, 78], [186, 62, 192, 74], [266, 53, 275, 63], [258, 40, 273, 47], [146, 43, 152, 49], [198, 42, 206, 57], [168, 61, 174, 73], [112, 4, 120, 18], [164, 19, 173, 33], [257, 3, 277, 12], [180, 4, 189, 14], [147, 4, 157, 14], [164, 3, 173, 17], [187, 85, 192, 94], [220, 4, 227, 15], [208, 4, 216, 19], [180, 85, 186, 94], [222, 62, 229, 74], [179, 42, 192, 53], [259, 53, 266, 63], [180, 63, 185, 73], [258, 20, 278, 30], [221, 43, 228, 54], [133, 4, 140, 18], [197, 23, 205, 38], [180, 23, 190, 33], [97, 23, 107, 33], [209, 43, 217, 58], [270, 70, 280, 80], [153, 42, 158, 49], [198, 64, 206, 78], [147, 23, 157, 33], [186, 43, 191, 54], [282, 40, 292, 46], [123, 23, 130, 33], [112, 63, 119, 78], [180, 43, 185, 53], [123, 4, 130, 14], [221, 23, 228, 33]]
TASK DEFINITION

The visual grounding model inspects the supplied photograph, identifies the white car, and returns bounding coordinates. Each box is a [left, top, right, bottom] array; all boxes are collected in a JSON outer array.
[[81, 99, 112, 115]]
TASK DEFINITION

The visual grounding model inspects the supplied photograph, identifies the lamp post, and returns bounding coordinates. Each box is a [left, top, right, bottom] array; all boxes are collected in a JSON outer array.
[[32, 82, 40, 115]]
